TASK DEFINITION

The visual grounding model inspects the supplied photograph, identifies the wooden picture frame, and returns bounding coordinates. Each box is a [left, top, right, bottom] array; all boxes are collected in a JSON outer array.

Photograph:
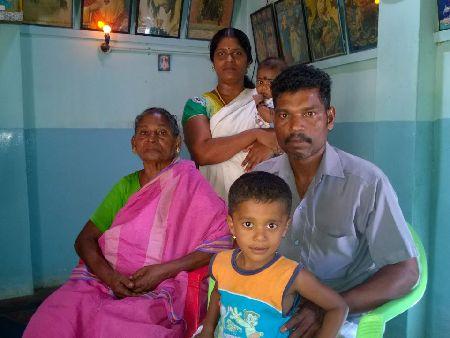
[[136, 0, 183, 38], [344, 0, 378, 53], [81, 0, 131, 33], [187, 0, 234, 41], [274, 0, 310, 65], [22, 0, 72, 27], [438, 0, 450, 31], [250, 4, 281, 63], [303, 0, 345, 61]]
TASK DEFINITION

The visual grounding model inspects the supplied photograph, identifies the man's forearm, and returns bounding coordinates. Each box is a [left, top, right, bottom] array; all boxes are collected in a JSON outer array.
[[341, 258, 419, 314]]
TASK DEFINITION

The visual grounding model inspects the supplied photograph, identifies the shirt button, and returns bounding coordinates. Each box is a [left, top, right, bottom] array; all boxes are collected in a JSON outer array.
[[294, 240, 300, 246]]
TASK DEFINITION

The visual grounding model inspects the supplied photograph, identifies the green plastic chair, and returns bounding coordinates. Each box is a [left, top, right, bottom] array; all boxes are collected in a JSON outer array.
[[206, 225, 427, 338], [356, 224, 428, 338]]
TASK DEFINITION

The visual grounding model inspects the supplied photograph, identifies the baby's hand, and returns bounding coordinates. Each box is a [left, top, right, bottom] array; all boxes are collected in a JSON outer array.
[[253, 93, 264, 106]]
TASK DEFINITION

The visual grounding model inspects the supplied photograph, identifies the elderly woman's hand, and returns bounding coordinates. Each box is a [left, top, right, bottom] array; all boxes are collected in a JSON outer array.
[[106, 271, 136, 299], [242, 142, 274, 172], [130, 264, 171, 294]]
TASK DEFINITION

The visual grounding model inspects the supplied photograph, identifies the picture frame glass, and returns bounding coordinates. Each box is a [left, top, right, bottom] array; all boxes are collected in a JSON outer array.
[[303, 0, 345, 61], [136, 0, 183, 37], [344, 0, 378, 53], [187, 0, 234, 40], [81, 0, 131, 33], [438, 0, 450, 31], [23, 0, 72, 27], [250, 5, 280, 63], [274, 0, 310, 65]]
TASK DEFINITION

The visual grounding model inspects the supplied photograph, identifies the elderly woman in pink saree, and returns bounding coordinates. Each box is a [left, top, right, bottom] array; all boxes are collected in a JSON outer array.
[[24, 108, 232, 338]]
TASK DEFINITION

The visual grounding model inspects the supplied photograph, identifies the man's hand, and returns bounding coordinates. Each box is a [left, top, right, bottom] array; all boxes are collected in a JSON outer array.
[[280, 301, 324, 338], [194, 325, 215, 338], [242, 142, 274, 172], [130, 264, 170, 294], [105, 271, 135, 299]]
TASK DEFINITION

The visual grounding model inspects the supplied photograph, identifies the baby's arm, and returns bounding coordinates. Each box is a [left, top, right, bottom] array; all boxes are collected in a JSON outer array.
[[293, 269, 348, 338], [196, 283, 220, 338]]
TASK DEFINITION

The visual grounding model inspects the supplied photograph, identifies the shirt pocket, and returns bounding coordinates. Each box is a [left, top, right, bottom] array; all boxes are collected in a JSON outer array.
[[308, 222, 358, 280]]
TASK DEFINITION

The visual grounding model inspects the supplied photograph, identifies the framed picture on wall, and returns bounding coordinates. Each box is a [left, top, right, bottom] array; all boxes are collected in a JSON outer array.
[[344, 0, 378, 52], [303, 0, 345, 61], [274, 0, 310, 65], [187, 0, 234, 40], [250, 4, 281, 63], [438, 0, 450, 30], [136, 0, 184, 37], [158, 54, 171, 71], [0, 0, 23, 21], [22, 0, 72, 27], [81, 0, 131, 33]]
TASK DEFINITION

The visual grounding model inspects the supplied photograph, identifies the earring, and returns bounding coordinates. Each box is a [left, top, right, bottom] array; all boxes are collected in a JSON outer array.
[[132, 146, 137, 153], [176, 147, 180, 154], [232, 235, 236, 239], [211, 65, 215, 71]]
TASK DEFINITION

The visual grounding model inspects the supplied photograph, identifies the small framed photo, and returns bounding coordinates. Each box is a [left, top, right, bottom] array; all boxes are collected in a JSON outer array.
[[158, 54, 171, 71], [136, 0, 184, 37], [274, 0, 310, 65], [22, 0, 72, 27], [438, 0, 450, 31], [250, 4, 281, 63], [303, 0, 345, 61], [344, 0, 378, 53], [187, 0, 234, 40], [81, 0, 131, 33]]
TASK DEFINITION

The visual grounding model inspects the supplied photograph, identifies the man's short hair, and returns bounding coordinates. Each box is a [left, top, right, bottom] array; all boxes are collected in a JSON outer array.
[[228, 171, 292, 215], [258, 57, 288, 74], [271, 64, 332, 109]]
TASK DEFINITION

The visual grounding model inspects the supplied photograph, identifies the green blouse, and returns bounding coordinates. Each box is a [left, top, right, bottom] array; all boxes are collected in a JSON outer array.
[[90, 171, 141, 232], [182, 90, 225, 126]]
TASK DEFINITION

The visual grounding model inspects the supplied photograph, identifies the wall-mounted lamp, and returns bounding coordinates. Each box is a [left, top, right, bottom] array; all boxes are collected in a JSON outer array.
[[375, 0, 379, 4], [98, 21, 112, 53]]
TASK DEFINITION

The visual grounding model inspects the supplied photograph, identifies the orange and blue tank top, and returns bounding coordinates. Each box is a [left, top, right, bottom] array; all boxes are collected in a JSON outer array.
[[211, 249, 303, 338]]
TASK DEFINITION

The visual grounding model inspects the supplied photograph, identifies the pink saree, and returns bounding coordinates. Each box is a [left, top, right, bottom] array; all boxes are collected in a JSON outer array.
[[24, 160, 232, 338]]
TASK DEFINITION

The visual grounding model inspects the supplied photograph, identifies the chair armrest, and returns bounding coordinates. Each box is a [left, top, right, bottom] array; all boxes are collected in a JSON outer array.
[[356, 224, 428, 338], [184, 265, 209, 338]]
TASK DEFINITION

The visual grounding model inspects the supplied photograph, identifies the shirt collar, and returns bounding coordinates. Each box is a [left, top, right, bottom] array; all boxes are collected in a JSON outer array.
[[316, 142, 345, 179]]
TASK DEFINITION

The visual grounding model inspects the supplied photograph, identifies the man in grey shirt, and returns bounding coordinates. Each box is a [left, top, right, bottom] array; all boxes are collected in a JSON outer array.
[[255, 64, 419, 337]]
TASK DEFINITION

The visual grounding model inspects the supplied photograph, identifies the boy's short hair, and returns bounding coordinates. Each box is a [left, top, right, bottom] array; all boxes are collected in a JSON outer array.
[[228, 171, 292, 215], [258, 57, 288, 74]]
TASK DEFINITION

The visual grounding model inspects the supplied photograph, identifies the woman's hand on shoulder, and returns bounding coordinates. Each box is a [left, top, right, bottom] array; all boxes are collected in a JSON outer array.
[[130, 264, 171, 294], [254, 128, 279, 151], [241, 142, 274, 172]]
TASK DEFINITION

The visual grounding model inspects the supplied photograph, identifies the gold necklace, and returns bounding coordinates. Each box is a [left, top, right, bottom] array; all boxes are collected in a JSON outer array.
[[214, 87, 227, 106]]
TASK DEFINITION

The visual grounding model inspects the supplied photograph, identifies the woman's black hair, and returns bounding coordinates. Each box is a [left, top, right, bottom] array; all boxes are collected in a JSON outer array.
[[209, 27, 255, 89], [134, 107, 180, 137]]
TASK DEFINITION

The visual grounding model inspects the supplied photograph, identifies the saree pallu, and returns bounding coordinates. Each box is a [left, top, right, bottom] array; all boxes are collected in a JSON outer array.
[[24, 160, 232, 338], [199, 88, 258, 201]]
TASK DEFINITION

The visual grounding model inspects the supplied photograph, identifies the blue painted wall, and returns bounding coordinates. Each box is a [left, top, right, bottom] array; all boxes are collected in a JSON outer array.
[[1, 0, 450, 337], [0, 24, 34, 299]]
